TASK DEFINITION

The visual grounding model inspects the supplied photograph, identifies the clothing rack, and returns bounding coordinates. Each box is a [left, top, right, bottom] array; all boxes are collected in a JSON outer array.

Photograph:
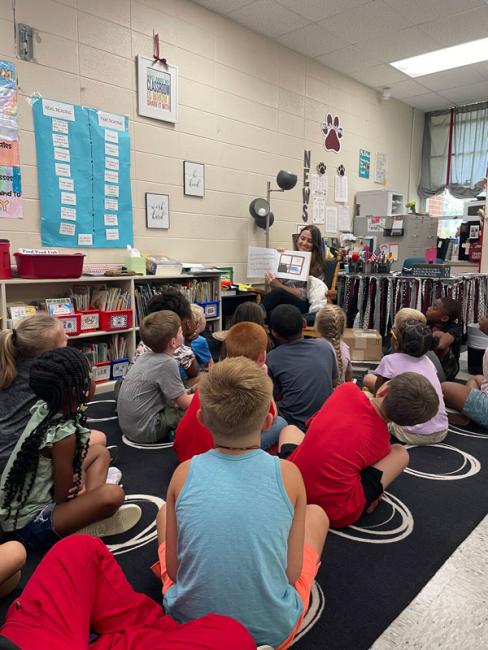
[[337, 273, 488, 336]]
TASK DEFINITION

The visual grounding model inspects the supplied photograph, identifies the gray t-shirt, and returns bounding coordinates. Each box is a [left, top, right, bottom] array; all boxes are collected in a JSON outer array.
[[267, 338, 338, 431], [0, 358, 36, 477], [117, 351, 185, 442]]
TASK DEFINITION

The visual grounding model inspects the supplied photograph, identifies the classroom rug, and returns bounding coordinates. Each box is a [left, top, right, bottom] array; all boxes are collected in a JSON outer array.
[[2, 396, 488, 650]]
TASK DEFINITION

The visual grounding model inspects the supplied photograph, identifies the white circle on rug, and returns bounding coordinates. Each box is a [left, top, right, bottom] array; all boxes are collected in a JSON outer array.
[[106, 494, 165, 556], [291, 581, 325, 645], [329, 492, 414, 544], [449, 425, 488, 440], [404, 443, 481, 480], [122, 434, 174, 450], [86, 399, 118, 423]]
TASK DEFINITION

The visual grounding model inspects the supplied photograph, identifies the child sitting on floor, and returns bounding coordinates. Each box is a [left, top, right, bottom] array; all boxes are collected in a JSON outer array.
[[0, 541, 25, 599], [0, 347, 139, 549], [190, 304, 213, 370], [426, 297, 462, 381], [174, 322, 297, 462], [287, 373, 439, 528], [118, 311, 193, 444], [0, 314, 107, 477], [372, 319, 448, 445], [267, 304, 338, 431], [156, 357, 329, 649], [134, 288, 199, 382], [315, 305, 352, 383], [442, 315, 488, 428]]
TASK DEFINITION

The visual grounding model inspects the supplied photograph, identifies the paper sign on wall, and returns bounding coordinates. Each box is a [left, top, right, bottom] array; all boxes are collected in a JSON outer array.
[[0, 60, 23, 219]]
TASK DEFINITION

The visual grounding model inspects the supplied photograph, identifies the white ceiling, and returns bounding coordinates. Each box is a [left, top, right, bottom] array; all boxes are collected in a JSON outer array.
[[193, 0, 488, 111]]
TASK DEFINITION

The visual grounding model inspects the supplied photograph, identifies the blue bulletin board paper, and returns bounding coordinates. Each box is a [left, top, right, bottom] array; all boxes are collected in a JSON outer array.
[[33, 98, 133, 248]]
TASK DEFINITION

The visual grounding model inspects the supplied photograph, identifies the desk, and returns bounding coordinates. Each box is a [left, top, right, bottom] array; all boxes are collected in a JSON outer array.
[[338, 272, 488, 336]]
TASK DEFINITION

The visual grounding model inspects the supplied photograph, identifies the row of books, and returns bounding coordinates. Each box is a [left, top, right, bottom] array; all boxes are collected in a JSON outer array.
[[134, 280, 218, 325], [74, 335, 128, 365], [71, 285, 131, 312]]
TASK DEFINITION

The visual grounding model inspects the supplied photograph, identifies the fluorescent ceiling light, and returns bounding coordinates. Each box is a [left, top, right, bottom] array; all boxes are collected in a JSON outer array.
[[390, 37, 488, 77]]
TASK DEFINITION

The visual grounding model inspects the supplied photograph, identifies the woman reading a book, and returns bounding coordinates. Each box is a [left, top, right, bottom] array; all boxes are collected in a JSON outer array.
[[262, 225, 327, 319]]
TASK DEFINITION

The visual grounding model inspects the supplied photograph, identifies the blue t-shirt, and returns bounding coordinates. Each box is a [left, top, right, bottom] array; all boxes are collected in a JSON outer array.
[[267, 337, 338, 431], [164, 450, 303, 647], [191, 335, 212, 367]]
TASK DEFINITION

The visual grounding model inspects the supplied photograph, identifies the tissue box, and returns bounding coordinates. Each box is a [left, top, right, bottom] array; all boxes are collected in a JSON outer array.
[[124, 256, 146, 274], [342, 328, 382, 361]]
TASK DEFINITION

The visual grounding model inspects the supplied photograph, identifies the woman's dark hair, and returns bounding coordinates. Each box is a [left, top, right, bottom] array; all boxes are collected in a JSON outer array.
[[2, 347, 91, 526], [395, 319, 434, 358], [295, 225, 327, 279], [147, 287, 192, 321], [231, 301, 266, 327]]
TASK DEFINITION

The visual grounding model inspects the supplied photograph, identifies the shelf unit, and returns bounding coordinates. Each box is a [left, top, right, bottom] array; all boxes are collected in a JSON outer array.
[[0, 272, 222, 394]]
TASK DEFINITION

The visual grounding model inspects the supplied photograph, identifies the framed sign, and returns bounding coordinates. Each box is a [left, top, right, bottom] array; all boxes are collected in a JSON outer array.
[[146, 193, 169, 229], [184, 161, 205, 197], [137, 55, 178, 123]]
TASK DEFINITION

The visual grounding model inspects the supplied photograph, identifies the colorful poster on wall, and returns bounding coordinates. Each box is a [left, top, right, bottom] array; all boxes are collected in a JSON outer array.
[[359, 149, 371, 179], [33, 98, 133, 248], [0, 60, 22, 219]]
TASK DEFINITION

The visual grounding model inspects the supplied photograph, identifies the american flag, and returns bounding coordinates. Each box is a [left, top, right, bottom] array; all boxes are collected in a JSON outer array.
[[370, 247, 381, 262]]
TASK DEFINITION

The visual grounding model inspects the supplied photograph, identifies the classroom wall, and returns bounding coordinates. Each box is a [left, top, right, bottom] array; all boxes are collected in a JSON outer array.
[[0, 0, 424, 280]]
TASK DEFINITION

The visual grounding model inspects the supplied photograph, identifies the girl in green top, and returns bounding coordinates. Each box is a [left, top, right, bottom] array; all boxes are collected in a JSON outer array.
[[0, 347, 140, 550]]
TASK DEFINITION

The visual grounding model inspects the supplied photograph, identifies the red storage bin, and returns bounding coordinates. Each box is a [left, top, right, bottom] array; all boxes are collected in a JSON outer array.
[[0, 240, 12, 279], [57, 313, 80, 336], [93, 361, 111, 384], [77, 310, 100, 332], [99, 309, 132, 331], [14, 252, 85, 279]]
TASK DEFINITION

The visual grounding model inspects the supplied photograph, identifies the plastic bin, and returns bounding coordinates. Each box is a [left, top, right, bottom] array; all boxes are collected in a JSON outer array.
[[0, 240, 12, 279], [99, 309, 132, 331], [111, 358, 129, 380], [467, 323, 488, 375], [196, 301, 220, 320], [77, 310, 99, 332], [14, 252, 85, 279], [56, 313, 80, 336], [93, 361, 111, 384]]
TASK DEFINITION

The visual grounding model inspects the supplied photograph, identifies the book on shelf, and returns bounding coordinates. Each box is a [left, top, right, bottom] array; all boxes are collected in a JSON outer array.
[[7, 303, 37, 327], [90, 286, 130, 311], [45, 298, 74, 316]]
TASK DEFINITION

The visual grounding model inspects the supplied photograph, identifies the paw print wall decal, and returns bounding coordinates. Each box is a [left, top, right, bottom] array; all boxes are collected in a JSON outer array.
[[321, 114, 343, 153]]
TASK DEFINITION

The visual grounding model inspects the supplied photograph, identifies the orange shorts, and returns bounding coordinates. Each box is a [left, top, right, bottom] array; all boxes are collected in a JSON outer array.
[[154, 542, 320, 650]]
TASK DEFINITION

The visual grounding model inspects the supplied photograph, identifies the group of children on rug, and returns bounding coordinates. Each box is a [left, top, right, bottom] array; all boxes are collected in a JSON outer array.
[[0, 287, 484, 649]]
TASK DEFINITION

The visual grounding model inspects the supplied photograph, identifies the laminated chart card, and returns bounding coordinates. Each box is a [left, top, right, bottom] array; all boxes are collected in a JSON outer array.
[[33, 98, 133, 248]]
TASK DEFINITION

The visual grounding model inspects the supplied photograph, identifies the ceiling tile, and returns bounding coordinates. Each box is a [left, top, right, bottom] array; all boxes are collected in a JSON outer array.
[[315, 45, 381, 74], [320, 0, 413, 45], [418, 6, 488, 47], [475, 61, 488, 80], [275, 0, 370, 22], [418, 65, 486, 92], [441, 81, 488, 104], [277, 23, 347, 58], [402, 93, 454, 111], [357, 26, 444, 63], [193, 0, 255, 14], [382, 0, 486, 25], [228, 0, 310, 37], [386, 79, 433, 99], [349, 64, 409, 87]]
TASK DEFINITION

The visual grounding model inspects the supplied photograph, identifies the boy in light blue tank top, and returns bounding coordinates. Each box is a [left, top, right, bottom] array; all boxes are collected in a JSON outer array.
[[155, 357, 329, 649]]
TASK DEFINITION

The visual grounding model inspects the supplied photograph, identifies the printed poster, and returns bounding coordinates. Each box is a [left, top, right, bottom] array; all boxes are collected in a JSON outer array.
[[375, 151, 387, 185], [359, 149, 371, 179], [0, 60, 22, 219], [33, 98, 133, 248]]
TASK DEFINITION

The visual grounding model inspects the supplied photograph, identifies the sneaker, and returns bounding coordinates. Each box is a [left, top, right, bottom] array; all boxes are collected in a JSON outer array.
[[106, 466, 122, 485], [77, 504, 142, 538], [107, 445, 118, 465]]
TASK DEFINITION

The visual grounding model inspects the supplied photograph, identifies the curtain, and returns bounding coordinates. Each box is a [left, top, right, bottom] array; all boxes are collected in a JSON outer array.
[[418, 101, 488, 200]]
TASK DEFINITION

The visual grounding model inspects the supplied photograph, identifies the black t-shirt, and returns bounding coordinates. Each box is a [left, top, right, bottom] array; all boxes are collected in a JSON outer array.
[[434, 321, 462, 380]]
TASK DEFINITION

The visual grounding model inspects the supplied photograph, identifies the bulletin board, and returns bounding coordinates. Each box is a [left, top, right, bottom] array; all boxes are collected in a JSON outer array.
[[32, 97, 133, 248]]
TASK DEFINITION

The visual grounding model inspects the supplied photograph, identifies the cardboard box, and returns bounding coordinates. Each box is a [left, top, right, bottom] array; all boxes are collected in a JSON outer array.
[[342, 328, 382, 362]]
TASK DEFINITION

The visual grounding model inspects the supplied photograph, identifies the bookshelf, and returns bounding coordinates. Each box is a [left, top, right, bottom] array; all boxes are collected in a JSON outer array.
[[0, 272, 222, 394]]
